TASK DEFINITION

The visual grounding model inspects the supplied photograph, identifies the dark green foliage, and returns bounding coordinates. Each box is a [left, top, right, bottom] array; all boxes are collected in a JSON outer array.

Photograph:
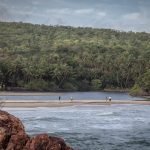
[[91, 79, 102, 90], [130, 84, 143, 96], [0, 22, 149, 94], [24, 79, 49, 91]]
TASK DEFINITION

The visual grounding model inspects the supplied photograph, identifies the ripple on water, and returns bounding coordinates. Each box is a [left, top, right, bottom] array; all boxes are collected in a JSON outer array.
[[4, 104, 150, 150]]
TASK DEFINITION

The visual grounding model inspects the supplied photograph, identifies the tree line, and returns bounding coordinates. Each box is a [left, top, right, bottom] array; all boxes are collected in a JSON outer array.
[[0, 22, 149, 95]]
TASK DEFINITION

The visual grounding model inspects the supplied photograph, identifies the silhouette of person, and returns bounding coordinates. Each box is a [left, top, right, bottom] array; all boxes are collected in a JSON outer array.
[[59, 96, 61, 102], [106, 96, 108, 102], [70, 96, 73, 102], [108, 96, 112, 102]]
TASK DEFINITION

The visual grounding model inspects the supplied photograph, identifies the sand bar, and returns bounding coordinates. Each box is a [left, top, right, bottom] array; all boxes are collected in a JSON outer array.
[[1, 100, 150, 108]]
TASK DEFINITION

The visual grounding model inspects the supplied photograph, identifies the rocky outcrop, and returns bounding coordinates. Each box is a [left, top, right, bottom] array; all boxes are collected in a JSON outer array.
[[0, 110, 73, 150]]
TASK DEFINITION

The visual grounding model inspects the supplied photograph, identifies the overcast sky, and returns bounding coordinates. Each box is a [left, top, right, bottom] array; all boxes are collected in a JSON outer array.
[[0, 0, 150, 32]]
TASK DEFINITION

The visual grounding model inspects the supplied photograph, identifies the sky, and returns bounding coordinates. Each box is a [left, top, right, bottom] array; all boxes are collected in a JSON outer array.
[[0, 0, 150, 32]]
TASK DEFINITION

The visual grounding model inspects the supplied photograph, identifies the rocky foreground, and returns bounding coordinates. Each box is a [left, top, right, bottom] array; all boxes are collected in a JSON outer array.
[[0, 110, 73, 150]]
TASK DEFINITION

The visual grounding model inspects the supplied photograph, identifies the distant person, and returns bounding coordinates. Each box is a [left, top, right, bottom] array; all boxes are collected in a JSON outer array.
[[108, 96, 112, 102], [59, 96, 61, 102], [70, 96, 73, 102], [106, 96, 108, 102]]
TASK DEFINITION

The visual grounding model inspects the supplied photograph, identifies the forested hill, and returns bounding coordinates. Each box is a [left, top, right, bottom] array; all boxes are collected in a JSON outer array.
[[0, 22, 149, 95]]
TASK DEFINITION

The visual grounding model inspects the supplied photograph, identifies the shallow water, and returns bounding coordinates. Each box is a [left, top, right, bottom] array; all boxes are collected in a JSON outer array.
[[0, 91, 145, 100], [5, 105, 150, 150]]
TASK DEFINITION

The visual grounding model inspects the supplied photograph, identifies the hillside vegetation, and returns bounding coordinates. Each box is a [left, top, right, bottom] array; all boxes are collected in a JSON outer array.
[[0, 22, 149, 95]]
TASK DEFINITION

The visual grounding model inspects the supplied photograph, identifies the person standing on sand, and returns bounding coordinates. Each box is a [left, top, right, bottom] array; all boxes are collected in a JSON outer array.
[[59, 96, 61, 102], [108, 96, 112, 102], [106, 96, 108, 102], [70, 96, 73, 102]]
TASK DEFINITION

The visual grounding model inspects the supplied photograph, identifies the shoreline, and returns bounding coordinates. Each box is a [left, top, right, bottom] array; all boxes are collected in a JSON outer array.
[[0, 90, 129, 96], [0, 91, 62, 96], [1, 100, 150, 108]]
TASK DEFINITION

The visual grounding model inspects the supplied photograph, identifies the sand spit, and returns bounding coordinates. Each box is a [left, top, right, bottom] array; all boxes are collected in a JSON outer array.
[[2, 100, 150, 108]]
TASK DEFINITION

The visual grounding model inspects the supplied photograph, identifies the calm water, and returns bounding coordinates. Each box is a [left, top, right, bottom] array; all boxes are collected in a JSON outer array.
[[0, 92, 145, 101], [5, 105, 150, 150]]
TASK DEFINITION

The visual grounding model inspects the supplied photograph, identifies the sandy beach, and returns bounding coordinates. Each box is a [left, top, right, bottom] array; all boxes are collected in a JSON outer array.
[[0, 92, 149, 107], [1, 100, 150, 108]]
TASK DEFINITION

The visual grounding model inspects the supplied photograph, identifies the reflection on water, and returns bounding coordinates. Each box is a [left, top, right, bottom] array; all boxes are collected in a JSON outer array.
[[0, 92, 145, 100], [5, 105, 150, 150]]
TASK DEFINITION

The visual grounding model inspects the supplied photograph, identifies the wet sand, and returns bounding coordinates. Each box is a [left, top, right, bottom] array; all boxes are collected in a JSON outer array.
[[1, 100, 150, 108]]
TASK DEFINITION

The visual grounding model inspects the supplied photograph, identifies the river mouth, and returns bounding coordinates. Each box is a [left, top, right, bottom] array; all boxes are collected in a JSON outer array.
[[4, 104, 150, 150], [0, 91, 145, 100]]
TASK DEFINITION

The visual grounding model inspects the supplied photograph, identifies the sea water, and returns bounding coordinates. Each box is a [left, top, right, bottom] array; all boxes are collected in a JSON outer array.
[[4, 104, 150, 150], [0, 91, 145, 100]]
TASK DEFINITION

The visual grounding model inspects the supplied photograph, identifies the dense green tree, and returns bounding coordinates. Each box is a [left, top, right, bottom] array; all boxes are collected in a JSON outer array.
[[0, 21, 149, 95]]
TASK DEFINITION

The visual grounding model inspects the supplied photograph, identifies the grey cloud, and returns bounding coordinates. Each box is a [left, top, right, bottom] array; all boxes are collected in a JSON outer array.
[[0, 0, 150, 32], [0, 5, 12, 21], [74, 9, 94, 15], [123, 12, 142, 21]]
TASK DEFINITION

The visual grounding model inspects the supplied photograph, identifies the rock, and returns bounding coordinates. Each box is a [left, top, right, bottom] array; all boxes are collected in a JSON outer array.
[[0, 110, 29, 150], [0, 110, 73, 150], [24, 134, 72, 150]]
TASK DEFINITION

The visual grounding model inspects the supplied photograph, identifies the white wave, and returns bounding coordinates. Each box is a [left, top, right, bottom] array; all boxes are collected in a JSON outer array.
[[96, 112, 113, 116]]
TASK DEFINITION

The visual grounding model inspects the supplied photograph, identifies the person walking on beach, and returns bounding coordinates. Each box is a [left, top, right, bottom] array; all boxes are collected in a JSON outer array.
[[59, 96, 61, 102], [70, 96, 73, 102], [106, 96, 108, 102], [108, 96, 112, 102]]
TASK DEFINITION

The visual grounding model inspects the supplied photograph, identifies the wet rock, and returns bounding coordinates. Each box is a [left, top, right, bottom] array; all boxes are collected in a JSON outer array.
[[0, 110, 29, 150], [0, 110, 73, 150], [24, 134, 72, 150]]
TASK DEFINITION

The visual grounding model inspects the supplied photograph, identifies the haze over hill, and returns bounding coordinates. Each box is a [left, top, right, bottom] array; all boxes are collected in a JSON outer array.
[[0, 0, 150, 32]]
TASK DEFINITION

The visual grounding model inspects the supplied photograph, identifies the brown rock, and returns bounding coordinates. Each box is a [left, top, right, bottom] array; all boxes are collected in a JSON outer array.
[[0, 110, 73, 150], [24, 134, 73, 150], [0, 110, 29, 150]]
